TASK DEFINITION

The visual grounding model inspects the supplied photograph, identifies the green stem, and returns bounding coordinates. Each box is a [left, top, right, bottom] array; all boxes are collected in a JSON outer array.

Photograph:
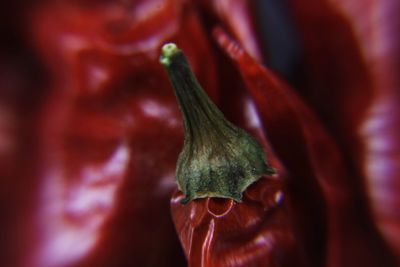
[[160, 43, 275, 203]]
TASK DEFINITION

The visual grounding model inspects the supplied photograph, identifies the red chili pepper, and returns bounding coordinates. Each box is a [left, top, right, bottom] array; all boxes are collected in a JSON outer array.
[[286, 0, 400, 263], [160, 42, 307, 267], [20, 1, 218, 267]]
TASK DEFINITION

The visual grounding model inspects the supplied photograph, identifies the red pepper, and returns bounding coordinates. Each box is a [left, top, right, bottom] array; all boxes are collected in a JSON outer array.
[[171, 179, 304, 267], [22, 1, 218, 266], [160, 42, 307, 267], [287, 0, 400, 262]]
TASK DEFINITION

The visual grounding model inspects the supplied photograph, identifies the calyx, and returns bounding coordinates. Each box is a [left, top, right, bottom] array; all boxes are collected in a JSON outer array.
[[160, 43, 275, 203]]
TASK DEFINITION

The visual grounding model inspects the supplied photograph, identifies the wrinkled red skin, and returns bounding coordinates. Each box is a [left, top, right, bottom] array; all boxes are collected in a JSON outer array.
[[11, 1, 220, 267], [286, 0, 400, 263], [214, 29, 398, 267], [171, 177, 305, 267]]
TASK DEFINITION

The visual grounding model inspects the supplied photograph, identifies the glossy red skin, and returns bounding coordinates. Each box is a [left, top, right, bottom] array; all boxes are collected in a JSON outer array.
[[171, 177, 305, 267], [287, 0, 400, 262], [214, 29, 398, 267], [18, 1, 219, 267]]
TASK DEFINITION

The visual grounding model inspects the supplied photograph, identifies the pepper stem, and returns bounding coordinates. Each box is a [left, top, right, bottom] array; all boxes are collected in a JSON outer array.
[[160, 43, 275, 203]]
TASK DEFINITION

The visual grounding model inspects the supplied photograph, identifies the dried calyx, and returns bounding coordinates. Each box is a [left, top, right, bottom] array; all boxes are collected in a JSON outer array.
[[160, 43, 275, 203]]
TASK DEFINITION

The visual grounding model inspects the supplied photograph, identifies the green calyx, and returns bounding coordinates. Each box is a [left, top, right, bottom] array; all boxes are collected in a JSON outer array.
[[160, 43, 275, 204]]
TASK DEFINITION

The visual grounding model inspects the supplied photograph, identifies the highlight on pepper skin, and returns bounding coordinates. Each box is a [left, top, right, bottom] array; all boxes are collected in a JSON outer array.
[[0, 1, 399, 267]]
